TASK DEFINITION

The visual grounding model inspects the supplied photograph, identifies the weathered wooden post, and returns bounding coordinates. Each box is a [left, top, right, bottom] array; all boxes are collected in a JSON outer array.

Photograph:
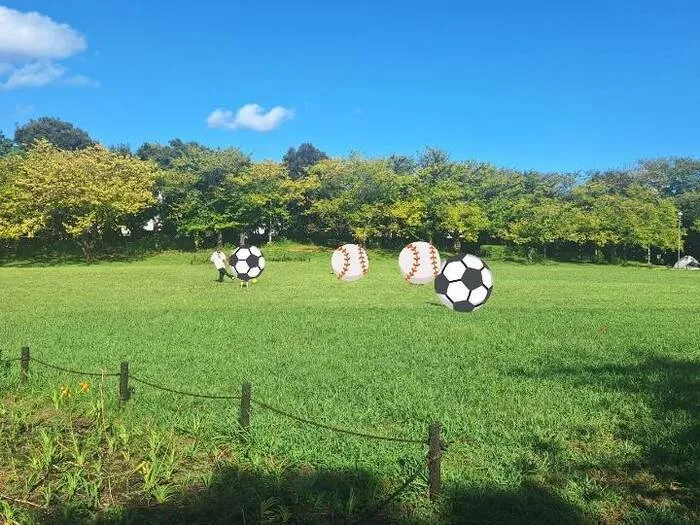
[[240, 381, 252, 431], [20, 346, 30, 383], [119, 361, 130, 401], [428, 421, 442, 500]]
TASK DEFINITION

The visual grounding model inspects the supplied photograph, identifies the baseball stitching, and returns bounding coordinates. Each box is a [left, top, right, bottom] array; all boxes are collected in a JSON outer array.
[[338, 246, 351, 279], [429, 244, 440, 276], [405, 242, 421, 281], [358, 245, 368, 275]]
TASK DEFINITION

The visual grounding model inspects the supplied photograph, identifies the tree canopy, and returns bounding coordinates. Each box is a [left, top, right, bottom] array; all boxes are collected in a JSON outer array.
[[282, 143, 328, 179], [0, 140, 158, 261], [1, 116, 697, 263], [14, 117, 94, 151]]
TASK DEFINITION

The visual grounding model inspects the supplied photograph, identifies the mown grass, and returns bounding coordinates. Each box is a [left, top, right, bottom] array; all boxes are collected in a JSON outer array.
[[1, 244, 698, 523]]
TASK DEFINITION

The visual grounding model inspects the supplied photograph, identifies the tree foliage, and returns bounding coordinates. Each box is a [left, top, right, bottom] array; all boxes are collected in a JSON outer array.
[[283, 143, 328, 180], [0, 140, 158, 260], [1, 118, 697, 263], [0, 131, 14, 157], [14, 117, 94, 151]]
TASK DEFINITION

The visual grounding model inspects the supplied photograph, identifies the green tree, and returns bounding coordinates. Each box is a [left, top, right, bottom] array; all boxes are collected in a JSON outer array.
[[304, 157, 412, 243], [417, 147, 453, 184], [0, 140, 158, 261], [223, 162, 300, 242], [387, 154, 417, 175], [136, 139, 210, 169], [504, 198, 583, 258], [283, 143, 328, 180], [573, 183, 679, 262], [14, 117, 94, 151], [157, 146, 250, 246], [0, 131, 14, 157]]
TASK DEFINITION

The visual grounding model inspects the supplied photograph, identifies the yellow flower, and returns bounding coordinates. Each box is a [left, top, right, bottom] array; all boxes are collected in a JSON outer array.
[[79, 381, 91, 393], [60, 385, 72, 398]]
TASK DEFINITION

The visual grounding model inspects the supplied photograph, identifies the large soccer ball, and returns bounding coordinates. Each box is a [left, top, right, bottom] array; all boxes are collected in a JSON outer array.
[[398, 241, 441, 285], [230, 245, 265, 282], [331, 243, 369, 282], [434, 254, 493, 312]]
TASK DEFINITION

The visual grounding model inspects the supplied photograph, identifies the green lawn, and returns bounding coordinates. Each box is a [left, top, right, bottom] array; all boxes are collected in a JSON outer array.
[[1, 246, 698, 524]]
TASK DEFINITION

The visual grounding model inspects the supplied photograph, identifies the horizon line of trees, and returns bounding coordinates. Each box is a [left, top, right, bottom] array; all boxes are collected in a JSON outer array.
[[1, 117, 699, 263]]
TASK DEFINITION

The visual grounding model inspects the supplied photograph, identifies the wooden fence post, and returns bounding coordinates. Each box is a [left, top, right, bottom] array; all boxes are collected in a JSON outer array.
[[20, 346, 30, 383], [119, 361, 130, 401], [240, 382, 251, 431], [428, 421, 442, 501]]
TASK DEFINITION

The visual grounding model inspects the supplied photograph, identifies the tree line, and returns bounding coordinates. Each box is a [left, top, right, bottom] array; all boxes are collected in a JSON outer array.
[[1, 117, 698, 263]]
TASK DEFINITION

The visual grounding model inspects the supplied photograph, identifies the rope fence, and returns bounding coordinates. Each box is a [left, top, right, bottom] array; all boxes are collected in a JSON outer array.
[[129, 374, 242, 401], [1, 345, 447, 502], [250, 398, 425, 444], [29, 356, 121, 378]]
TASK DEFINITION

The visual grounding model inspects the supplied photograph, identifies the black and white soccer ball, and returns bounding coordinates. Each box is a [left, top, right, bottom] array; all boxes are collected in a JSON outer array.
[[434, 254, 493, 312], [229, 245, 265, 282]]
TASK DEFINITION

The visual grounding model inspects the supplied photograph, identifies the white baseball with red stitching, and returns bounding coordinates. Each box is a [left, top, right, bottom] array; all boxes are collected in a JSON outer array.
[[331, 244, 369, 282], [398, 241, 441, 285]]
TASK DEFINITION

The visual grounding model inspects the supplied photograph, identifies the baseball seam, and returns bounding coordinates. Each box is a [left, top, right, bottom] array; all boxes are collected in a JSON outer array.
[[405, 243, 421, 281], [358, 246, 368, 275], [429, 244, 440, 276], [338, 246, 351, 279]]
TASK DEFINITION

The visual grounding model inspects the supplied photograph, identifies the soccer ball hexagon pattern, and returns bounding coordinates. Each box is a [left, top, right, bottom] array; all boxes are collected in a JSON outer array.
[[229, 245, 266, 282], [434, 254, 493, 313]]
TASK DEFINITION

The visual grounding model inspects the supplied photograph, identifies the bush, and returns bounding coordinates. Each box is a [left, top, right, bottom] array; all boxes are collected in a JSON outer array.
[[479, 245, 507, 260]]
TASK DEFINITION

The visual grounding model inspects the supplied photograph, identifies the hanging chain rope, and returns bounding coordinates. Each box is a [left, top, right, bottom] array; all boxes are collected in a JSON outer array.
[[251, 398, 425, 444], [30, 357, 120, 377], [129, 374, 241, 401], [10, 354, 429, 445]]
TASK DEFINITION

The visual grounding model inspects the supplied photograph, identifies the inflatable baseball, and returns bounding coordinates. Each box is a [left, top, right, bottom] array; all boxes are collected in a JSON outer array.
[[331, 244, 369, 281], [398, 241, 441, 284]]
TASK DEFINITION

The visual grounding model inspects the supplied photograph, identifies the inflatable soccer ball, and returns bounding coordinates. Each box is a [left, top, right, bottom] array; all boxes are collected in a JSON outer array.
[[398, 241, 441, 284], [434, 254, 493, 312], [331, 244, 369, 281], [230, 245, 265, 282]]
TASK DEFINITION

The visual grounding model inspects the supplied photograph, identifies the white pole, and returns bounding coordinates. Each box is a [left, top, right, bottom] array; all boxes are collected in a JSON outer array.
[[677, 210, 683, 268]]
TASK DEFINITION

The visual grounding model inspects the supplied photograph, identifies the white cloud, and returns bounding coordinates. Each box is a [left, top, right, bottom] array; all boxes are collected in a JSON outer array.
[[1, 61, 64, 90], [207, 103, 294, 132], [0, 6, 86, 59], [0, 6, 93, 90], [63, 74, 99, 88]]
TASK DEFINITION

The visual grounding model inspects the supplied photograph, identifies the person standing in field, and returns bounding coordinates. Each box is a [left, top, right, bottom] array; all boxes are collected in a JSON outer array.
[[210, 247, 234, 282]]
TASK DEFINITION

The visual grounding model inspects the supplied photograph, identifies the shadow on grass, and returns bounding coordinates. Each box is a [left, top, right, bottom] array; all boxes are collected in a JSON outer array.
[[515, 356, 699, 519], [33, 466, 587, 525]]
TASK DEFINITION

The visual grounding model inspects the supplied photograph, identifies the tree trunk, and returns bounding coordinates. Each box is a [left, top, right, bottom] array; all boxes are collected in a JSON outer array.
[[79, 234, 94, 264], [543, 244, 547, 260], [453, 234, 461, 254], [647, 245, 651, 266], [217, 230, 223, 247], [239, 231, 246, 246]]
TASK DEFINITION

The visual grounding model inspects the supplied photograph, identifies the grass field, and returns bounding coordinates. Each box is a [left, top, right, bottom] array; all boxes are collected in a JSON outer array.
[[1, 245, 698, 524]]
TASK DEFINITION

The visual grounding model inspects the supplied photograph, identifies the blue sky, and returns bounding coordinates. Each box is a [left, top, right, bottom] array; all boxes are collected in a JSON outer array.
[[1, 1, 699, 172]]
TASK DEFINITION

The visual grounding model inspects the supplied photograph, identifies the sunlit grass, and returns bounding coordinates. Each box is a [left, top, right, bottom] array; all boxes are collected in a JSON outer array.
[[1, 247, 698, 523]]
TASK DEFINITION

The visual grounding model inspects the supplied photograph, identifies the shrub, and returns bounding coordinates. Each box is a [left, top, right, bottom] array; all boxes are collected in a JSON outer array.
[[479, 245, 507, 260]]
